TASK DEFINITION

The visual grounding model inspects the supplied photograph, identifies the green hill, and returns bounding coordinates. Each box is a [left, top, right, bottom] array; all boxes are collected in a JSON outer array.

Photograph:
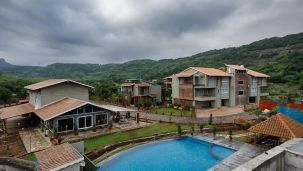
[[0, 32, 303, 85]]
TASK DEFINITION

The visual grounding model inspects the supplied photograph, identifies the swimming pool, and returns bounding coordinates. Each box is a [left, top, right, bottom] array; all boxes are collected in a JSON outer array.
[[97, 136, 235, 171]]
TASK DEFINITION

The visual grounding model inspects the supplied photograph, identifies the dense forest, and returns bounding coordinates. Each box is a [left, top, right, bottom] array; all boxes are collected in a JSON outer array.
[[0, 32, 303, 103]]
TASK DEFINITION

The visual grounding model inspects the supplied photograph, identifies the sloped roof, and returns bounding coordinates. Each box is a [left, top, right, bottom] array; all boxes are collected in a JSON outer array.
[[0, 103, 34, 120], [190, 67, 231, 77], [225, 64, 247, 70], [121, 82, 135, 87], [137, 82, 151, 87], [176, 71, 196, 77], [247, 69, 270, 78], [35, 143, 83, 171], [24, 79, 94, 91], [248, 114, 303, 139], [34, 97, 88, 121]]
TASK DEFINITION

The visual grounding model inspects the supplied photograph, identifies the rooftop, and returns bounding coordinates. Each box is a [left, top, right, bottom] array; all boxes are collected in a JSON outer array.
[[176, 71, 196, 77], [190, 67, 231, 77], [248, 113, 303, 139], [35, 143, 83, 171], [34, 97, 87, 121], [24, 79, 94, 91], [0, 103, 34, 120]]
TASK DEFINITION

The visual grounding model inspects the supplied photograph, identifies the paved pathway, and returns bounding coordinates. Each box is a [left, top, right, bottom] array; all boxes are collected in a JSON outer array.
[[193, 134, 264, 171], [19, 128, 52, 153]]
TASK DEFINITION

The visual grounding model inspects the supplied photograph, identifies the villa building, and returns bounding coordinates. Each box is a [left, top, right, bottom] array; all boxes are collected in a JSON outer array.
[[169, 65, 269, 108], [120, 79, 162, 106], [0, 79, 133, 136]]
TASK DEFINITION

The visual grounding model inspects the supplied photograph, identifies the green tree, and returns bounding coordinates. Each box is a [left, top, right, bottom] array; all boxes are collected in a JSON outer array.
[[208, 114, 213, 125], [0, 87, 12, 103]]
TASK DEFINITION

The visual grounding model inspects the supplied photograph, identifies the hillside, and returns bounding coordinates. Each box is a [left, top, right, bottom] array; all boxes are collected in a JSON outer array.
[[0, 32, 303, 85]]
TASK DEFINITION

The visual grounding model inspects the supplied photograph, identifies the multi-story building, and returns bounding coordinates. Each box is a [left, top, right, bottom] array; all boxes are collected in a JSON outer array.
[[120, 79, 162, 106], [170, 65, 269, 108], [226, 65, 269, 106]]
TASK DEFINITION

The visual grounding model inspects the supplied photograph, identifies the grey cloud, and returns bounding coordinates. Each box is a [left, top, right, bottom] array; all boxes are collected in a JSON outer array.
[[0, 0, 302, 65]]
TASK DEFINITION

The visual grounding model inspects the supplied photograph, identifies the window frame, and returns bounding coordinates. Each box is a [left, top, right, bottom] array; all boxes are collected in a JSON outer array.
[[77, 115, 93, 130]]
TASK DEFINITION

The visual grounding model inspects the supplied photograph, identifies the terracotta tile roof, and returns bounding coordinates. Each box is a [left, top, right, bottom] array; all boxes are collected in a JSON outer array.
[[247, 69, 270, 78], [34, 97, 87, 121], [176, 71, 196, 77], [190, 67, 231, 77], [225, 64, 247, 70], [35, 143, 83, 171], [121, 82, 135, 87], [0, 103, 34, 119], [137, 82, 151, 87], [248, 114, 303, 139], [163, 75, 173, 79], [225, 64, 269, 78], [24, 79, 94, 91]]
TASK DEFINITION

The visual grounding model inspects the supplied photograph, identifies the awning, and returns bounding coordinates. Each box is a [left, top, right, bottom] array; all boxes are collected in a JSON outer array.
[[98, 104, 137, 112]]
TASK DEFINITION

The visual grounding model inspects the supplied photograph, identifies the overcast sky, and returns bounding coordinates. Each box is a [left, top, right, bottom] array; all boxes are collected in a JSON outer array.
[[0, 0, 302, 66]]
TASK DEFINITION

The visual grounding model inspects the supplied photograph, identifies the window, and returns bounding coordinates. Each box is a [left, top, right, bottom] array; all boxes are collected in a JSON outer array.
[[78, 116, 93, 129], [96, 114, 108, 125], [57, 118, 74, 132], [238, 80, 244, 84], [251, 87, 257, 93], [221, 88, 229, 94], [238, 90, 244, 95]]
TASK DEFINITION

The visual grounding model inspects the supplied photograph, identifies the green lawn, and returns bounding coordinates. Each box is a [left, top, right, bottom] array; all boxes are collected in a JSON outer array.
[[147, 107, 193, 117], [84, 123, 191, 153], [22, 153, 37, 161]]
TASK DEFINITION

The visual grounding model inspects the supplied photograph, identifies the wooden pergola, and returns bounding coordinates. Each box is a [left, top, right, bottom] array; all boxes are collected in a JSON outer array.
[[248, 113, 303, 144]]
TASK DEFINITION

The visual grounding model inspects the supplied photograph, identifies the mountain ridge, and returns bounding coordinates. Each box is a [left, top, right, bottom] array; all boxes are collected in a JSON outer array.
[[0, 32, 303, 84]]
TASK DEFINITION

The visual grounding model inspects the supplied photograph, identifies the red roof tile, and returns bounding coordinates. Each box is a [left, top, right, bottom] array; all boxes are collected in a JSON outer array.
[[247, 69, 270, 78], [0, 103, 34, 119], [191, 67, 231, 77], [248, 114, 303, 139], [176, 71, 196, 77], [35, 143, 83, 171], [34, 97, 87, 121]]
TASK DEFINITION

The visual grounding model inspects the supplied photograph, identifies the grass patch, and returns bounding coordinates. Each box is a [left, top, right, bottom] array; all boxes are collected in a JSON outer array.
[[84, 123, 191, 153], [234, 135, 256, 143], [22, 153, 37, 161], [147, 107, 193, 117]]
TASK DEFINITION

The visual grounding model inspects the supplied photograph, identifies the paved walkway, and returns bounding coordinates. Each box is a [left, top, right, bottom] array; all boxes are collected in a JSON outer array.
[[193, 134, 264, 171], [131, 112, 256, 124], [196, 106, 244, 118], [19, 128, 52, 153]]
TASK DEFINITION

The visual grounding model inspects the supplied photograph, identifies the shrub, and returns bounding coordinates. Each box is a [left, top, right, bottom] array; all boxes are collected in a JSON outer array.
[[228, 129, 233, 142], [212, 126, 218, 138], [177, 125, 182, 137], [199, 124, 204, 133], [208, 114, 213, 125], [108, 119, 113, 129]]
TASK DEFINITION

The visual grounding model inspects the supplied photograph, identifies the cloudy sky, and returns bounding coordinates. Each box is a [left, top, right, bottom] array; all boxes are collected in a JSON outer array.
[[0, 0, 302, 66]]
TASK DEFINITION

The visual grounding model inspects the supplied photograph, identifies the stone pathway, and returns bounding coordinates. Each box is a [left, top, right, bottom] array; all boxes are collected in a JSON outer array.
[[19, 128, 52, 153], [193, 134, 264, 171]]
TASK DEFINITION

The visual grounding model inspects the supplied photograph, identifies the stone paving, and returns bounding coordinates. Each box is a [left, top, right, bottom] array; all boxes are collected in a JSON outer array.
[[193, 133, 264, 171], [196, 106, 244, 118], [19, 128, 52, 153]]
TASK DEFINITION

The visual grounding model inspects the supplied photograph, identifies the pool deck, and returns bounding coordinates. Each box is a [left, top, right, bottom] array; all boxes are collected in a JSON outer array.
[[194, 134, 264, 171]]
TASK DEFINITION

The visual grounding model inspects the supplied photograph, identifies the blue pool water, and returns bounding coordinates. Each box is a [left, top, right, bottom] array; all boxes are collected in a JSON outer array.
[[97, 137, 235, 171]]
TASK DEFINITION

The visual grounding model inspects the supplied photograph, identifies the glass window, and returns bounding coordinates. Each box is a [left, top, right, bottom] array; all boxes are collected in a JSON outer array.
[[78, 116, 92, 129], [238, 80, 244, 84], [78, 117, 85, 129], [238, 90, 244, 95], [96, 114, 108, 125], [57, 118, 73, 132]]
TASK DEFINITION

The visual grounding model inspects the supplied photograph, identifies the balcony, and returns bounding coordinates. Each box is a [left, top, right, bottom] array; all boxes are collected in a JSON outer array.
[[195, 96, 216, 101], [260, 87, 269, 96]]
